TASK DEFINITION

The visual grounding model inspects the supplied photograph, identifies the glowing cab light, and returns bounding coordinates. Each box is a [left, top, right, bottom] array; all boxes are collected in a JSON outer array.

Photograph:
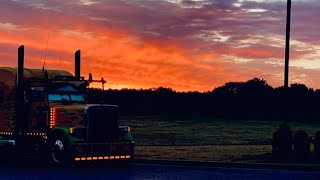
[[87, 157, 92, 160], [93, 157, 98, 160], [120, 156, 125, 159], [75, 158, 81, 161], [110, 156, 114, 159], [69, 128, 74, 134], [103, 156, 109, 160], [115, 156, 120, 159], [50, 108, 56, 128], [98, 157, 103, 160], [81, 157, 86, 161], [125, 155, 131, 159]]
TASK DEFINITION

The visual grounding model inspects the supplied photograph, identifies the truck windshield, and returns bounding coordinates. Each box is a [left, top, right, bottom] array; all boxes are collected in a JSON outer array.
[[48, 94, 85, 103]]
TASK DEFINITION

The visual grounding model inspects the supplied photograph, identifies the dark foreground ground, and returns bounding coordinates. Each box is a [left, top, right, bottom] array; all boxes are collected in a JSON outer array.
[[0, 160, 320, 180]]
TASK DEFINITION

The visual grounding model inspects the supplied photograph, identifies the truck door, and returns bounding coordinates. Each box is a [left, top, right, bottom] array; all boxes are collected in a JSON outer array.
[[26, 87, 49, 131]]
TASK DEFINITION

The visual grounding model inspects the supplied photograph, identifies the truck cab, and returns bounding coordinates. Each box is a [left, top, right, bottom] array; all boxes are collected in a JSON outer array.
[[0, 46, 134, 164]]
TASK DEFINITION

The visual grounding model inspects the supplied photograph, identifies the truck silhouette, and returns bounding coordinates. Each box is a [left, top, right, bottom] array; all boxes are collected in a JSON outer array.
[[0, 45, 134, 164]]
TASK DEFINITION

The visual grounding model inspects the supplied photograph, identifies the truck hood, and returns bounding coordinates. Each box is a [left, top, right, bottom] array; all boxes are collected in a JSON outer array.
[[49, 103, 86, 128]]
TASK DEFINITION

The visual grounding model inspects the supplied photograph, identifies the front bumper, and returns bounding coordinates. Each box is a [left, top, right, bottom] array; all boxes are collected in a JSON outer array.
[[72, 142, 135, 161]]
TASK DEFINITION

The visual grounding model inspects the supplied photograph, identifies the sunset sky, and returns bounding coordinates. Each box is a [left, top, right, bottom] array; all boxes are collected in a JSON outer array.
[[1, 0, 320, 92]]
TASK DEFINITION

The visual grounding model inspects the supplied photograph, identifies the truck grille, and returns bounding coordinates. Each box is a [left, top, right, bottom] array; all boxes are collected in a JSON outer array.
[[86, 105, 120, 142]]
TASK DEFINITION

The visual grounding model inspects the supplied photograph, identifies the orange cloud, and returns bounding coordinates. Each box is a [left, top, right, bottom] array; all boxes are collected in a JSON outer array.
[[0, 22, 253, 92]]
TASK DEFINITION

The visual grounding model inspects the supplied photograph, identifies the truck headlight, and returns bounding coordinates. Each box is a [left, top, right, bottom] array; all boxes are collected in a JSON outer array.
[[119, 126, 130, 133]]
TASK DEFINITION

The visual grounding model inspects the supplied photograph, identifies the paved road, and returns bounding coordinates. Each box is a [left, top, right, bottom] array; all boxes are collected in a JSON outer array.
[[0, 162, 320, 179]]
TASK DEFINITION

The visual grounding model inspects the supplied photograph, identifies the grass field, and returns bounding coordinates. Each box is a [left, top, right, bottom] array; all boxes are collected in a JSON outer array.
[[120, 116, 320, 163]]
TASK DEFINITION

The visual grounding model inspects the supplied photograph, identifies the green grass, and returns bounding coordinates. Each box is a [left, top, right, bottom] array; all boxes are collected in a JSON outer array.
[[120, 115, 320, 146], [135, 145, 273, 162], [120, 116, 320, 162]]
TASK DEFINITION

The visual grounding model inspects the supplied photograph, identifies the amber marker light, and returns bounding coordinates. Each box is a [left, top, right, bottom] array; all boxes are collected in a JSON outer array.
[[50, 108, 56, 128], [104, 156, 109, 159], [98, 157, 103, 160], [110, 156, 114, 159], [93, 157, 98, 160], [120, 156, 125, 159], [126, 155, 131, 159], [81, 157, 86, 161], [75, 158, 81, 161]]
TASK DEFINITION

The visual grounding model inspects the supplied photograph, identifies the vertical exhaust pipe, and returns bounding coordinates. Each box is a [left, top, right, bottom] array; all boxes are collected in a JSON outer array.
[[16, 45, 25, 132], [75, 50, 80, 77]]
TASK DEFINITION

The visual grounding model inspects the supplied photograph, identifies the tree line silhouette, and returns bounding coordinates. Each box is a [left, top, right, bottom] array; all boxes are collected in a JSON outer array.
[[87, 78, 320, 122]]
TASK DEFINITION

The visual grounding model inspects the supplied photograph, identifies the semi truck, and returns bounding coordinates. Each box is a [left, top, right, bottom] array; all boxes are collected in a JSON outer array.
[[0, 45, 134, 165]]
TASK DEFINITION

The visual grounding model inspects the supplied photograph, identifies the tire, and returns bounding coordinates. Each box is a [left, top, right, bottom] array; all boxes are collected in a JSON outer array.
[[48, 132, 72, 166]]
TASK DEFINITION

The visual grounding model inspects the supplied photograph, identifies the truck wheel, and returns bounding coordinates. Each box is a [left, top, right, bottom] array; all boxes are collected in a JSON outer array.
[[49, 133, 72, 165]]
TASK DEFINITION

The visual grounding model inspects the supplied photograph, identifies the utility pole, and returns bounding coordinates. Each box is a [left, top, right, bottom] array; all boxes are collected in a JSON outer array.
[[284, 0, 291, 88]]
